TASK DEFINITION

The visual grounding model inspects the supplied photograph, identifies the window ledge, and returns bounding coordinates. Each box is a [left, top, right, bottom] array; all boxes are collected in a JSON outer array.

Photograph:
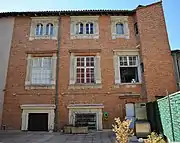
[[70, 34, 99, 39], [29, 36, 57, 40], [25, 84, 55, 90], [114, 83, 141, 88], [68, 84, 102, 89], [112, 34, 129, 39]]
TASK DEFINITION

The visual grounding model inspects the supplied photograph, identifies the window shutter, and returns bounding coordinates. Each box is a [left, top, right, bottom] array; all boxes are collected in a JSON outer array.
[[112, 22, 116, 35], [69, 55, 77, 84], [114, 55, 120, 84], [51, 55, 57, 85], [124, 22, 129, 39], [94, 22, 99, 34], [70, 22, 75, 35], [25, 55, 32, 85], [95, 56, 101, 84]]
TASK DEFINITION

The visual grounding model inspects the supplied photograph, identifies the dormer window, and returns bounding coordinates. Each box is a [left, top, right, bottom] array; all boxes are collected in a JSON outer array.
[[70, 16, 99, 39], [116, 23, 124, 35], [76, 22, 83, 34], [35, 23, 43, 36], [46, 23, 54, 36]]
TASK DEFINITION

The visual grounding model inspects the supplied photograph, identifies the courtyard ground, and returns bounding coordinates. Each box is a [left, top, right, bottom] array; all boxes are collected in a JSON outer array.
[[0, 131, 116, 143]]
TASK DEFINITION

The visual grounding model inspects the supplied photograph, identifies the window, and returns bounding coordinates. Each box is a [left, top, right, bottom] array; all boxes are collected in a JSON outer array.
[[35, 23, 43, 36], [86, 23, 94, 34], [111, 16, 129, 39], [134, 22, 139, 35], [76, 57, 95, 84], [31, 57, 52, 85], [119, 56, 139, 83], [76, 22, 84, 34], [46, 23, 53, 36], [116, 23, 124, 35], [29, 17, 58, 40], [70, 16, 99, 39]]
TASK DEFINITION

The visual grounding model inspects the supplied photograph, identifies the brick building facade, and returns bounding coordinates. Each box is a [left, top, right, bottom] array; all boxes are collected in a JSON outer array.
[[1, 1, 177, 131]]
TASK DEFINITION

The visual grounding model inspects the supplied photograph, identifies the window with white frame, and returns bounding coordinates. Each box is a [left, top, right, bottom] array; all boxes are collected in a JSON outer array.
[[116, 23, 124, 35], [76, 57, 95, 84], [70, 16, 99, 39], [119, 56, 140, 83], [46, 23, 54, 36], [86, 23, 94, 34], [76, 22, 84, 34], [35, 23, 43, 36], [69, 54, 101, 85], [31, 57, 52, 85], [29, 17, 58, 40], [114, 52, 141, 84], [111, 16, 129, 39], [25, 54, 57, 88]]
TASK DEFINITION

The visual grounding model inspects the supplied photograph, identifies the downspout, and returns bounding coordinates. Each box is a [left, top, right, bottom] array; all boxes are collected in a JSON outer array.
[[54, 16, 61, 131]]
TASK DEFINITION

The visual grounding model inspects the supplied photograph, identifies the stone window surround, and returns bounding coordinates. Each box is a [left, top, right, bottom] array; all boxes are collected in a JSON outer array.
[[20, 104, 56, 131], [25, 53, 57, 89], [111, 16, 129, 39], [29, 17, 59, 40], [67, 104, 104, 130], [69, 52, 102, 89], [70, 16, 99, 39], [113, 49, 141, 84]]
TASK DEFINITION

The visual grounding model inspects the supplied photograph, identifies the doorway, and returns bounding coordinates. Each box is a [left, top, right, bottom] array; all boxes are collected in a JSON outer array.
[[75, 113, 97, 130], [28, 113, 48, 131]]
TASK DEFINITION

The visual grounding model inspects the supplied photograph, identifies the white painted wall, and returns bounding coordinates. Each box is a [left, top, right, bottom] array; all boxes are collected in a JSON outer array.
[[0, 17, 14, 126]]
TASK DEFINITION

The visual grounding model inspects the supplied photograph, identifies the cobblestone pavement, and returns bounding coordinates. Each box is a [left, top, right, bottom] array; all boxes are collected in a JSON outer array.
[[0, 131, 116, 143]]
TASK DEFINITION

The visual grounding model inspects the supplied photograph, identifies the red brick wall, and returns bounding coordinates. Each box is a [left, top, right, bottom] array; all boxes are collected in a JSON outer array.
[[136, 2, 176, 101], [58, 16, 146, 128], [2, 2, 176, 130], [2, 17, 57, 129]]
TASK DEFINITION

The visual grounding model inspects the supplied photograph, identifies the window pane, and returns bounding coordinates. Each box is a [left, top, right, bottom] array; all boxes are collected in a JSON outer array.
[[31, 57, 52, 85], [129, 56, 137, 66], [120, 67, 139, 83], [86, 23, 90, 34], [76, 23, 83, 34], [116, 23, 124, 34], [86, 68, 94, 83], [50, 24, 53, 36], [90, 23, 94, 34], [36, 23, 43, 35], [120, 56, 128, 66]]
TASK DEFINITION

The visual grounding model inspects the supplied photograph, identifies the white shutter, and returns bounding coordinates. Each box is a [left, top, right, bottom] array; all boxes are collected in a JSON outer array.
[[25, 55, 32, 85], [124, 22, 130, 39], [114, 55, 120, 84], [94, 22, 99, 35], [69, 55, 77, 84], [70, 22, 75, 35], [51, 55, 57, 85], [95, 56, 101, 84]]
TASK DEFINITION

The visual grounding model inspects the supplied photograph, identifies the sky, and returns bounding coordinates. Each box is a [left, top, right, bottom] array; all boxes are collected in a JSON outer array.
[[0, 0, 179, 50]]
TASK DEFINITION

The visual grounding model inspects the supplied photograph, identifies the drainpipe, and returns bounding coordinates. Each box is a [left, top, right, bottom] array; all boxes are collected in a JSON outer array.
[[54, 15, 61, 132]]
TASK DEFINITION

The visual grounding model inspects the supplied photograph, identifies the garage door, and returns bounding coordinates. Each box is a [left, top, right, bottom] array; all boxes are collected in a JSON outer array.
[[28, 113, 48, 131]]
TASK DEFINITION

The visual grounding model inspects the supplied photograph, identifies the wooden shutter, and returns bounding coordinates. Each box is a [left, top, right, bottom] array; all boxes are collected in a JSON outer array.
[[25, 54, 32, 85], [69, 55, 77, 84], [114, 55, 120, 84], [95, 56, 101, 84]]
